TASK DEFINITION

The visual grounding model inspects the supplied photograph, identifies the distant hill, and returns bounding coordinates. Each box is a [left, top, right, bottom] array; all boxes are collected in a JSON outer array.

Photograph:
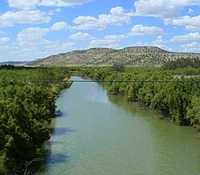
[[0, 61, 28, 66], [32, 46, 200, 67]]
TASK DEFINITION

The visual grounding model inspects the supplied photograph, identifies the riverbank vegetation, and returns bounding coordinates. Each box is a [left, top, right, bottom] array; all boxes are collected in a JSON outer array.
[[1, 65, 200, 173], [77, 66, 200, 128], [0, 67, 71, 174]]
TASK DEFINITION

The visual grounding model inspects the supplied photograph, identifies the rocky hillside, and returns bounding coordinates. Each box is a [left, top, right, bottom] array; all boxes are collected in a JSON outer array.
[[32, 46, 200, 67]]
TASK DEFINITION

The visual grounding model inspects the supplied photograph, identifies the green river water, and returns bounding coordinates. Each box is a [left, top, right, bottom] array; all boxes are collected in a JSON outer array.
[[41, 76, 200, 175]]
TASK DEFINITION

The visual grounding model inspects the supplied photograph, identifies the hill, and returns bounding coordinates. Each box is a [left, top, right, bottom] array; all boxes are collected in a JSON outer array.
[[0, 61, 28, 66], [32, 46, 200, 67]]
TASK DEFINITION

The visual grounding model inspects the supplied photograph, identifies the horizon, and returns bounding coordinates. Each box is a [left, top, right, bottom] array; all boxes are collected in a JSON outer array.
[[2, 45, 200, 63], [0, 0, 200, 62]]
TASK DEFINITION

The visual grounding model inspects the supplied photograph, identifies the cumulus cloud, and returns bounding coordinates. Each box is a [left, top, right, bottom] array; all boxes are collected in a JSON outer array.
[[0, 10, 50, 27], [17, 27, 49, 47], [8, 0, 92, 9], [130, 25, 164, 35], [0, 27, 74, 61], [188, 8, 194, 14], [0, 40, 74, 61], [166, 15, 200, 31], [69, 32, 94, 40], [89, 34, 126, 48], [134, 0, 200, 18], [182, 42, 200, 50], [171, 32, 200, 43], [8, 0, 39, 9], [0, 37, 10, 44], [73, 6, 133, 30], [51, 21, 68, 31], [181, 42, 200, 52], [151, 36, 170, 50]]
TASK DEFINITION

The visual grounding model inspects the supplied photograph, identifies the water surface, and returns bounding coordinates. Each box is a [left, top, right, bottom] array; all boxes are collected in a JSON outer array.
[[42, 76, 200, 175]]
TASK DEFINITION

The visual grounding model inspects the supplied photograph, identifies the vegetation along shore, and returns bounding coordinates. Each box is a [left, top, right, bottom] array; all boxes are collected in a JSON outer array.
[[75, 63, 200, 128], [0, 66, 71, 174]]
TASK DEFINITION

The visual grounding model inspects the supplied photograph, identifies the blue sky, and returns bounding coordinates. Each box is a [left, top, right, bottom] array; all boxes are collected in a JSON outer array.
[[0, 0, 200, 61]]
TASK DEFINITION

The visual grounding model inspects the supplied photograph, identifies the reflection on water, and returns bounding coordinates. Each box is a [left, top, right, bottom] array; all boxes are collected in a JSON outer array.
[[46, 153, 70, 165], [40, 76, 200, 175], [52, 128, 75, 137]]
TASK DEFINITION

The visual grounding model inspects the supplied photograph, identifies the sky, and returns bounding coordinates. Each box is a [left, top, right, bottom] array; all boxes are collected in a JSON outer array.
[[0, 0, 200, 61]]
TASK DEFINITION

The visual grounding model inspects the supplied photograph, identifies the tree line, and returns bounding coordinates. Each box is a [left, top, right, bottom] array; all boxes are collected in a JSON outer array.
[[0, 67, 71, 174], [79, 67, 200, 127], [163, 57, 200, 69]]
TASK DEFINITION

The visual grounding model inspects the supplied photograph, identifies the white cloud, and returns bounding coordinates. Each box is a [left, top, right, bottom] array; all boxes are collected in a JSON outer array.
[[188, 8, 194, 14], [73, 6, 133, 30], [69, 32, 94, 40], [51, 21, 68, 31], [0, 27, 74, 61], [134, 0, 200, 18], [89, 34, 125, 48], [130, 36, 171, 51], [171, 32, 200, 43], [17, 27, 49, 47], [0, 10, 50, 27], [73, 16, 100, 30], [131, 25, 164, 35], [182, 42, 200, 50], [0, 40, 74, 61], [8, 0, 92, 9], [151, 36, 170, 50], [40, 0, 91, 7], [8, 0, 39, 9], [0, 37, 10, 44], [166, 15, 200, 31], [180, 42, 200, 52]]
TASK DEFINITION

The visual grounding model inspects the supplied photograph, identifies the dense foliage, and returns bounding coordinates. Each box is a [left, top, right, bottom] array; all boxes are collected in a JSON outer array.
[[79, 67, 200, 127], [1, 65, 200, 174], [0, 67, 71, 174], [163, 57, 200, 69]]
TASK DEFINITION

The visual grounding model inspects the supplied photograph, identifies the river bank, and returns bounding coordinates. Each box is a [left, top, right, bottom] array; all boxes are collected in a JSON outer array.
[[0, 67, 71, 175], [78, 67, 200, 128], [40, 76, 200, 175]]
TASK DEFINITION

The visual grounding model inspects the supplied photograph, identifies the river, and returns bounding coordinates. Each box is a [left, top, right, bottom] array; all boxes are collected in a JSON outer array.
[[41, 76, 200, 175]]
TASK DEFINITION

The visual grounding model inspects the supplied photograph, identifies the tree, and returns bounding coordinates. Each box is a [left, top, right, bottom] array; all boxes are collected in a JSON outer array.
[[112, 63, 125, 72], [187, 96, 200, 126]]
